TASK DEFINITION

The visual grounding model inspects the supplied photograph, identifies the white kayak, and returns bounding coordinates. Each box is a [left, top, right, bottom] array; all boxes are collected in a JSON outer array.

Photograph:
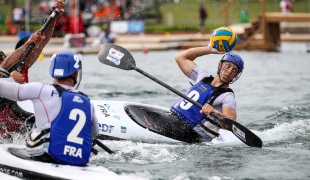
[[0, 100, 250, 179], [17, 100, 241, 145], [0, 144, 138, 180]]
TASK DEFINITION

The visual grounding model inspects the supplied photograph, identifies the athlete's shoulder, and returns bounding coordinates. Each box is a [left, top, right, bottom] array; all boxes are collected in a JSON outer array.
[[21, 82, 45, 88], [19, 82, 49, 100], [189, 66, 211, 82], [220, 92, 236, 103]]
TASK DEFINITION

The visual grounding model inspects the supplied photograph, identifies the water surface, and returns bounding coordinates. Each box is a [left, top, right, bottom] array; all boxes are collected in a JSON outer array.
[[3, 42, 310, 180]]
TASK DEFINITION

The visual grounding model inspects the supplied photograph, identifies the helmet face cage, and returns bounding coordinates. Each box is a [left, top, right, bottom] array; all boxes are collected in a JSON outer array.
[[228, 66, 242, 84], [218, 52, 244, 84], [74, 68, 82, 90], [218, 62, 242, 84]]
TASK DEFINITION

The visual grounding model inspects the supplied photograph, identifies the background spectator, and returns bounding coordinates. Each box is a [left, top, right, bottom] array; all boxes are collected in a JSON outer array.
[[39, 0, 49, 21], [280, 0, 292, 13], [13, 6, 24, 25], [199, 3, 208, 33], [54, 11, 70, 37]]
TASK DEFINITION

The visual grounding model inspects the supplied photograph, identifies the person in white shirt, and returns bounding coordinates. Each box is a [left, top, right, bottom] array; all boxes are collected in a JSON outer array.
[[280, 0, 292, 13], [0, 50, 99, 166]]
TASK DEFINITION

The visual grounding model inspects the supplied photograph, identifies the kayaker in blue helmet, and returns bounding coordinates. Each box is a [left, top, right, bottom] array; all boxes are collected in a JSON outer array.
[[0, 50, 99, 166], [171, 43, 244, 142]]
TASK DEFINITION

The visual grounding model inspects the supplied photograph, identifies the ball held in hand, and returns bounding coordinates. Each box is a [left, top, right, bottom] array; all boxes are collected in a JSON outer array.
[[210, 27, 238, 52]]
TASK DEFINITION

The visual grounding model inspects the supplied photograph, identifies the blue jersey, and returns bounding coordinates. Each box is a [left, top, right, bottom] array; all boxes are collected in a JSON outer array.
[[171, 77, 233, 128], [48, 90, 92, 166], [171, 81, 213, 128]]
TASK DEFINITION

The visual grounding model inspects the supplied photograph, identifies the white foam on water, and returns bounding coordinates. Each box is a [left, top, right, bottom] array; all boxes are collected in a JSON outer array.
[[257, 119, 310, 143], [93, 140, 180, 164]]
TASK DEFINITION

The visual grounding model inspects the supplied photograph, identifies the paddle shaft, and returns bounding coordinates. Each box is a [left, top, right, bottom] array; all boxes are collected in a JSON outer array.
[[16, 1, 65, 72], [134, 66, 231, 122], [134, 67, 202, 108], [94, 138, 115, 154], [133, 66, 226, 117]]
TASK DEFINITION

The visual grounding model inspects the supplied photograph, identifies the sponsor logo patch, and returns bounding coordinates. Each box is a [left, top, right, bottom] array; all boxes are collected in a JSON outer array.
[[121, 126, 127, 133], [54, 69, 64, 76], [106, 48, 124, 65], [198, 85, 207, 92], [232, 124, 246, 142], [73, 95, 83, 103]]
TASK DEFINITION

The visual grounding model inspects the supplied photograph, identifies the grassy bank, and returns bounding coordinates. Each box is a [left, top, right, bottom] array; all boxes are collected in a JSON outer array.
[[145, 0, 310, 33], [0, 0, 41, 34]]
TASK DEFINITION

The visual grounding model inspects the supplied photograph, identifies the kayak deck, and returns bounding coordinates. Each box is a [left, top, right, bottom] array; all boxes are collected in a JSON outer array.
[[125, 105, 201, 143]]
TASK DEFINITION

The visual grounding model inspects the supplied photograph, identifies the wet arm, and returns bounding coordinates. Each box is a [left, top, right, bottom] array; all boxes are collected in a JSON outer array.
[[200, 104, 237, 120], [24, 0, 65, 67], [0, 44, 30, 70], [213, 107, 237, 120]]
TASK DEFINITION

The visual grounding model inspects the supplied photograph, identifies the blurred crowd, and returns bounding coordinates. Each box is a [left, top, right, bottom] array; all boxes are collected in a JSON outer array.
[[11, 0, 133, 37], [42, 0, 132, 37]]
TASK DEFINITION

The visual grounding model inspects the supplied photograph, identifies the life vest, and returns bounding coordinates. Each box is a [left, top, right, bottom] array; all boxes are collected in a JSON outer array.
[[49, 84, 92, 166], [26, 84, 93, 166], [171, 76, 233, 128]]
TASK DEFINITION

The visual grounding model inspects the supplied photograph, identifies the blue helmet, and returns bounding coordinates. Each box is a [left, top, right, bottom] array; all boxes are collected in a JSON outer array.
[[221, 52, 244, 72], [49, 50, 82, 88]]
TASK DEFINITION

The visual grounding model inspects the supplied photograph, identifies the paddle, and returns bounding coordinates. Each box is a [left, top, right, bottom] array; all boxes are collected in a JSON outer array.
[[93, 138, 115, 154], [15, 0, 66, 72], [98, 43, 263, 148]]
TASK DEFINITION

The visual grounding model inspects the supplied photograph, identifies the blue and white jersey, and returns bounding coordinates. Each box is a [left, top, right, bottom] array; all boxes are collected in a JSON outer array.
[[15, 82, 98, 166], [171, 72, 235, 130], [171, 81, 214, 128], [48, 90, 92, 166]]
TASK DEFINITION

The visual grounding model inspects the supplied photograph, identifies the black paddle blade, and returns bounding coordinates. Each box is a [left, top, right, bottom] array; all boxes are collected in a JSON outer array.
[[220, 118, 263, 148], [98, 43, 136, 70]]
